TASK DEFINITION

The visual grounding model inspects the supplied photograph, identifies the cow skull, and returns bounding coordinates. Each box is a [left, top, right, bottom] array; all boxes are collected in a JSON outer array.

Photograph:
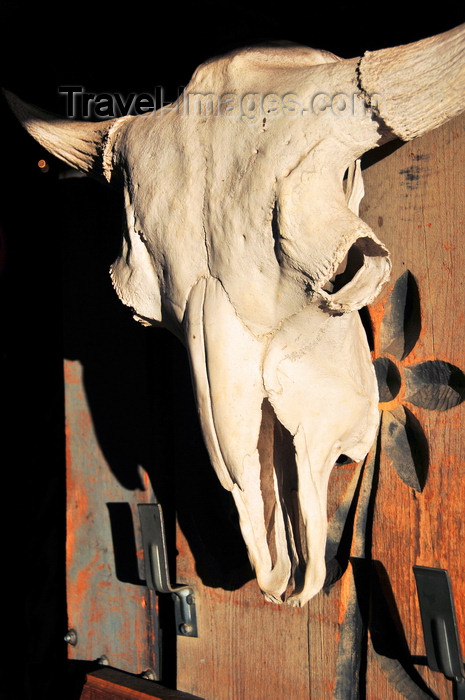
[[6, 23, 465, 606]]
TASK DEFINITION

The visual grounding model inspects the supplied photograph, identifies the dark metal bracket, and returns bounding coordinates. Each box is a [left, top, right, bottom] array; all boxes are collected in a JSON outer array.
[[413, 565, 465, 698], [138, 503, 198, 637]]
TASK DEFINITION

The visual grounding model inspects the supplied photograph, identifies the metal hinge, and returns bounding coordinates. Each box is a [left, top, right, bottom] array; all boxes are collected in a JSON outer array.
[[414, 565, 465, 698], [138, 503, 198, 637]]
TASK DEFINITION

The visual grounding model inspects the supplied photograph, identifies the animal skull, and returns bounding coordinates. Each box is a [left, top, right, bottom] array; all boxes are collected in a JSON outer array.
[[6, 24, 465, 605]]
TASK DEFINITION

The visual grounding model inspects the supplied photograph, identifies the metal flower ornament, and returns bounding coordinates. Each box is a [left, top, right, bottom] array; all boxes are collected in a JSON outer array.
[[372, 269, 465, 493], [331, 269, 465, 699]]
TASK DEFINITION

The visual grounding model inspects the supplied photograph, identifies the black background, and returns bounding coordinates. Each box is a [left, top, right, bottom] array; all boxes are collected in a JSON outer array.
[[1, 3, 464, 699]]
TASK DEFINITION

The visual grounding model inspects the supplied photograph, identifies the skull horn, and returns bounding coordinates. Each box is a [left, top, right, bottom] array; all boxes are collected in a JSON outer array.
[[2, 89, 132, 181], [359, 23, 465, 142]]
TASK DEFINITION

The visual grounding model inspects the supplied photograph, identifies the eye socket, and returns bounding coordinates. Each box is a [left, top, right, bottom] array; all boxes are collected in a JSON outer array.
[[325, 236, 386, 294], [319, 235, 390, 313], [326, 245, 365, 294]]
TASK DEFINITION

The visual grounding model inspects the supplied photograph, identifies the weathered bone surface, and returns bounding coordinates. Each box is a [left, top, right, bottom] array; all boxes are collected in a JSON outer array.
[[6, 24, 465, 605]]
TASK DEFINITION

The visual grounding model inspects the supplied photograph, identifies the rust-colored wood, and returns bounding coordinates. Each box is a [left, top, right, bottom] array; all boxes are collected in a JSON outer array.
[[65, 358, 160, 676], [173, 113, 465, 699], [361, 112, 465, 700], [61, 188, 173, 680], [80, 668, 203, 700]]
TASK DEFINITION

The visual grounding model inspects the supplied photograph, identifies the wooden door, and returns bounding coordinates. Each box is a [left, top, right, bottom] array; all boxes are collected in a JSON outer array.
[[173, 113, 465, 700]]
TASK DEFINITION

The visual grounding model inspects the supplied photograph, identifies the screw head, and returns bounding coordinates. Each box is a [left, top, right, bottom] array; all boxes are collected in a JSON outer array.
[[98, 655, 110, 666], [179, 622, 194, 636], [141, 669, 156, 680], [64, 629, 78, 646]]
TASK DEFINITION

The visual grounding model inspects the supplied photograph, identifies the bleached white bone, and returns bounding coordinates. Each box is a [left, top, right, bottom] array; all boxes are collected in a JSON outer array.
[[6, 23, 465, 604]]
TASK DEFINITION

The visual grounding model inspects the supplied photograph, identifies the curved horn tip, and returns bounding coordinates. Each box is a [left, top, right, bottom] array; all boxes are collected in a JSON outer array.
[[3, 87, 126, 180], [359, 23, 465, 142]]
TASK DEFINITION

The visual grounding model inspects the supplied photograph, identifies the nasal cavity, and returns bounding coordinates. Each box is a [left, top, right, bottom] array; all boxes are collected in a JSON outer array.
[[257, 398, 304, 569]]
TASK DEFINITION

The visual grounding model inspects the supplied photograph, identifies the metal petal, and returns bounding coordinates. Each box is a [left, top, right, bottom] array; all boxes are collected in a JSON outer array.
[[379, 270, 421, 360], [404, 360, 465, 411], [381, 407, 428, 492]]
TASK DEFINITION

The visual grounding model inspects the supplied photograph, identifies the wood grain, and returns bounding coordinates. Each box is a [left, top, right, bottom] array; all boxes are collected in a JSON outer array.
[[65, 357, 160, 677], [361, 111, 465, 700], [80, 667, 202, 700], [174, 112, 465, 699]]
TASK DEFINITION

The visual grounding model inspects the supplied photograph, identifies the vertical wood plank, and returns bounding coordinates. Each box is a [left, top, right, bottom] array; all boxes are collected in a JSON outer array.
[[361, 112, 465, 700], [65, 358, 160, 677], [176, 530, 310, 700]]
